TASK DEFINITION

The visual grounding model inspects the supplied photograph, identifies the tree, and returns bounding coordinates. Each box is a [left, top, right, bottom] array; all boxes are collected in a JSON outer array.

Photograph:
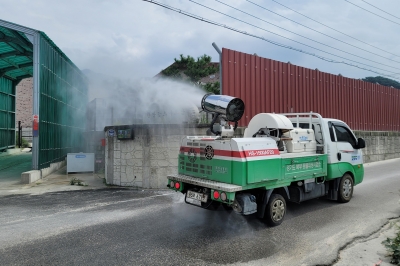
[[362, 76, 400, 89], [161, 54, 220, 94], [203, 82, 220, 95]]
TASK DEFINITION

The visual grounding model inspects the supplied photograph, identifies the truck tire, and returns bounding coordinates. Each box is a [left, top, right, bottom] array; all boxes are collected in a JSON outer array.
[[338, 174, 353, 203], [265, 194, 286, 226]]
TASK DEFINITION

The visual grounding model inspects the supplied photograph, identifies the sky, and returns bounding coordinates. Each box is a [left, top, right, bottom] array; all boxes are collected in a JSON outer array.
[[1, 0, 400, 82]]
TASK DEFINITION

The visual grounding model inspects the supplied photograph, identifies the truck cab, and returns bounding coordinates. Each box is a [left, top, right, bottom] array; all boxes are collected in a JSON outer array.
[[283, 113, 365, 186]]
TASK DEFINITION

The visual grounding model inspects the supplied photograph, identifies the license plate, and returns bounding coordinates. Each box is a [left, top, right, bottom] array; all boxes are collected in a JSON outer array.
[[187, 190, 208, 203]]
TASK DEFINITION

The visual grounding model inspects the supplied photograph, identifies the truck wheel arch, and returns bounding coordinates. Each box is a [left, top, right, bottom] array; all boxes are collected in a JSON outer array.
[[326, 172, 354, 201], [345, 171, 354, 183], [331, 171, 354, 189], [258, 187, 290, 219], [338, 164, 357, 184]]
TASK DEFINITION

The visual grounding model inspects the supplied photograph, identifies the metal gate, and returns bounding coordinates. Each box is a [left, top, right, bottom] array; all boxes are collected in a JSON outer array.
[[36, 33, 88, 169]]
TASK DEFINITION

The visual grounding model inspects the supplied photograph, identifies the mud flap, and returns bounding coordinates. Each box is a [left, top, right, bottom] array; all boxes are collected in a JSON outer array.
[[326, 178, 340, 200]]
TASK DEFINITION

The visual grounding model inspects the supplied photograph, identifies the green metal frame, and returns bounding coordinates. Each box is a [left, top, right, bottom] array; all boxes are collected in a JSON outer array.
[[0, 77, 15, 150], [0, 20, 34, 151], [37, 33, 88, 169], [0, 19, 87, 169]]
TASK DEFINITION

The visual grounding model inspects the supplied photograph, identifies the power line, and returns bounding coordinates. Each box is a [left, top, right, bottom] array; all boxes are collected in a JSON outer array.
[[222, 0, 400, 67], [142, 0, 400, 80], [271, 0, 400, 58], [190, 0, 400, 74], [361, 0, 400, 21], [345, 0, 400, 27]]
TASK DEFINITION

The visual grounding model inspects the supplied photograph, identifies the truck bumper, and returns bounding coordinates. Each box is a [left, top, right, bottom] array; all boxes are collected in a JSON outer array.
[[167, 174, 243, 192]]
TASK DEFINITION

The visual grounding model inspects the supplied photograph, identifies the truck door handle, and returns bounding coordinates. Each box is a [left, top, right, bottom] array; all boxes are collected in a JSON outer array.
[[337, 153, 341, 161]]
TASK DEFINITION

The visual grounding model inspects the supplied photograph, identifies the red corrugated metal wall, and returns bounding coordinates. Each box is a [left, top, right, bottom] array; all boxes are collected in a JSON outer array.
[[222, 48, 400, 131]]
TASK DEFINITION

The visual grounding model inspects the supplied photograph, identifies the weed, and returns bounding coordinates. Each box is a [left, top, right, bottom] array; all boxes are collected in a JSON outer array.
[[15, 133, 30, 148], [70, 177, 88, 186], [102, 178, 111, 186], [382, 223, 400, 265]]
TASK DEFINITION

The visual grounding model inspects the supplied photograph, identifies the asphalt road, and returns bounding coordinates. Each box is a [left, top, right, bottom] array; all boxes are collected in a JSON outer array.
[[0, 159, 399, 266]]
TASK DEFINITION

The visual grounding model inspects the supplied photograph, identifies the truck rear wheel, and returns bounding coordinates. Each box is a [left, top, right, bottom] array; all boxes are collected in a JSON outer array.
[[338, 174, 353, 203], [265, 194, 286, 226]]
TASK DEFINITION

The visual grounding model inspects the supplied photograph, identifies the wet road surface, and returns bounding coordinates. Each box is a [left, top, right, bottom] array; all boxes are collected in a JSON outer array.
[[0, 159, 399, 265]]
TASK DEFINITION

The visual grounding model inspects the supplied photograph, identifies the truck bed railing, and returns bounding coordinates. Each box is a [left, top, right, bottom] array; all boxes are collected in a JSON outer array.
[[279, 112, 327, 155], [278, 112, 324, 127]]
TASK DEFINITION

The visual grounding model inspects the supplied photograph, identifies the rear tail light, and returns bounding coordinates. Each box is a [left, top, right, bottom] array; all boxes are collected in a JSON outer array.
[[170, 180, 175, 188], [220, 192, 227, 201], [213, 190, 220, 199], [174, 182, 181, 190]]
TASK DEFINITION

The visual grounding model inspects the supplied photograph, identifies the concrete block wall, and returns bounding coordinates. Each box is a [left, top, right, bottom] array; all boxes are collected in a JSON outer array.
[[41, 160, 66, 178], [21, 170, 41, 184], [105, 125, 400, 189], [354, 131, 400, 163], [21, 159, 66, 184], [105, 125, 208, 189]]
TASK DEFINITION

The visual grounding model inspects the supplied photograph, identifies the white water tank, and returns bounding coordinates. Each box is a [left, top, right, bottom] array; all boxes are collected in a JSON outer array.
[[284, 129, 316, 153], [67, 153, 95, 173]]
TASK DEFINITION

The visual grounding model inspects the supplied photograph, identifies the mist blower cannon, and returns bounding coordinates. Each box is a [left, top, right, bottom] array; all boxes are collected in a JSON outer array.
[[201, 94, 245, 137]]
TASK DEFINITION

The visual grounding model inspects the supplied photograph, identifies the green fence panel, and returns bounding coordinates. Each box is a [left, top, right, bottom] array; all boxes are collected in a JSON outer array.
[[37, 33, 88, 168], [0, 77, 15, 149]]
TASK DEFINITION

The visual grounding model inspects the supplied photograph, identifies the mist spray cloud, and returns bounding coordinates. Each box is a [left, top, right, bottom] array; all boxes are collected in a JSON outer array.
[[86, 72, 208, 126]]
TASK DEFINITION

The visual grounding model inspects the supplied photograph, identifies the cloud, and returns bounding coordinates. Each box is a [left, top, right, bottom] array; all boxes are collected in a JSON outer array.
[[0, 0, 399, 81]]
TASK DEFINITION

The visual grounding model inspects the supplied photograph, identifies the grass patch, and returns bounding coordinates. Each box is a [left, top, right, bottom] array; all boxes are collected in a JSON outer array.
[[383, 196, 400, 265], [382, 223, 400, 265], [15, 133, 30, 148]]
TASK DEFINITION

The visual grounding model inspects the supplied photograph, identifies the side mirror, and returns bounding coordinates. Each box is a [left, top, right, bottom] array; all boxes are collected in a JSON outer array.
[[357, 138, 366, 149]]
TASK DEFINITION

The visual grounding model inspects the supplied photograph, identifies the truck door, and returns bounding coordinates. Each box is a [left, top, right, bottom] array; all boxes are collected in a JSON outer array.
[[330, 122, 363, 175]]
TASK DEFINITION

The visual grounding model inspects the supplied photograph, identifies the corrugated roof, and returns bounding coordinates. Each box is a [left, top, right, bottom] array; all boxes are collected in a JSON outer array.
[[0, 24, 34, 81], [0, 19, 84, 83]]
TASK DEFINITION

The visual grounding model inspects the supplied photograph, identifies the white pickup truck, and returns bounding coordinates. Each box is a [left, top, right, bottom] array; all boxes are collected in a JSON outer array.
[[167, 95, 366, 226]]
